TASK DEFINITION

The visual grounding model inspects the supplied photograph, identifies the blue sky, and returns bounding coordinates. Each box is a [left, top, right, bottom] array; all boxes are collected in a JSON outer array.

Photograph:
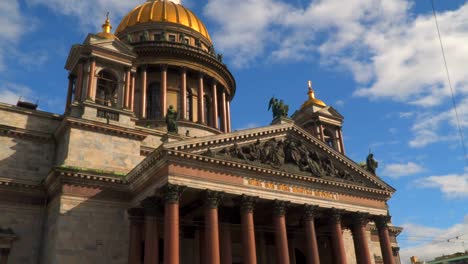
[[1, 0, 468, 262]]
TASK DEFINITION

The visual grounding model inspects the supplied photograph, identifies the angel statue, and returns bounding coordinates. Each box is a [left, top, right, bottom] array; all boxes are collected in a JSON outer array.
[[268, 96, 289, 120], [366, 152, 378, 174]]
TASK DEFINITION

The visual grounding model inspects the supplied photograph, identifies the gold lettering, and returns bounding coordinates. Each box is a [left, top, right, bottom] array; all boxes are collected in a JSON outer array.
[[265, 183, 275, 189], [247, 179, 262, 187]]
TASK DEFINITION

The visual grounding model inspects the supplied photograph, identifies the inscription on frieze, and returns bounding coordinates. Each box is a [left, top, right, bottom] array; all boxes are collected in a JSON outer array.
[[244, 178, 339, 200]]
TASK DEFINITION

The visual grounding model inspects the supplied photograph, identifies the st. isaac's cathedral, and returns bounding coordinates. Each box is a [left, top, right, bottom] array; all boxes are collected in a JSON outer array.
[[0, 0, 402, 263]]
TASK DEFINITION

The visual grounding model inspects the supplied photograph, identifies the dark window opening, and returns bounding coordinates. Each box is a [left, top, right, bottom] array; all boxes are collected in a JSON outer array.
[[147, 82, 161, 119], [95, 70, 118, 107]]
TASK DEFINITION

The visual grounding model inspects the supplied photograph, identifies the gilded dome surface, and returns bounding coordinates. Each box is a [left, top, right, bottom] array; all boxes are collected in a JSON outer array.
[[115, 0, 211, 42]]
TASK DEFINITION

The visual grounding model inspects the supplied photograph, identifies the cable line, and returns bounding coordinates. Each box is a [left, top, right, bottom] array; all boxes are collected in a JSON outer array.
[[431, 0, 468, 167]]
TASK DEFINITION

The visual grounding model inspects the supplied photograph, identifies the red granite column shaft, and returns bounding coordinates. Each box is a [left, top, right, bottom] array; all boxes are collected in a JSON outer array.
[[87, 58, 96, 100], [376, 217, 395, 264], [330, 209, 347, 264], [198, 73, 205, 123], [127, 208, 144, 264], [274, 200, 290, 264], [352, 213, 372, 264], [205, 191, 223, 264], [65, 75, 74, 111], [220, 223, 232, 264], [239, 195, 257, 264], [74, 62, 84, 102], [304, 205, 320, 264], [141, 66, 147, 118], [161, 65, 168, 118], [142, 197, 161, 264], [180, 68, 187, 120], [125, 69, 131, 109], [163, 185, 184, 264], [212, 82, 219, 129]]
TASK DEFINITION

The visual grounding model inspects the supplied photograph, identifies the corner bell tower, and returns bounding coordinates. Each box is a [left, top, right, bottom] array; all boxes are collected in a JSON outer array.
[[292, 81, 346, 154]]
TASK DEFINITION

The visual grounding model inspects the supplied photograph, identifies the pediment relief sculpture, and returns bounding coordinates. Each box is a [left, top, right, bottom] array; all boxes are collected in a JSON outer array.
[[202, 135, 365, 186]]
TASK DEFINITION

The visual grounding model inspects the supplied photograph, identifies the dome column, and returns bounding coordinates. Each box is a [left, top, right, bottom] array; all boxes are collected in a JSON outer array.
[[161, 65, 168, 117], [86, 57, 96, 101], [180, 67, 187, 120], [131, 73, 136, 111], [226, 100, 231, 133], [141, 66, 147, 118], [66, 74, 75, 111], [124, 68, 131, 109], [221, 90, 227, 133], [198, 73, 205, 124], [74, 62, 84, 102], [212, 81, 219, 129]]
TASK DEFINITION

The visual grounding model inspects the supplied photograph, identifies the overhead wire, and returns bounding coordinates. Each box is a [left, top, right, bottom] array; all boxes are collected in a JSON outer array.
[[431, 0, 468, 167]]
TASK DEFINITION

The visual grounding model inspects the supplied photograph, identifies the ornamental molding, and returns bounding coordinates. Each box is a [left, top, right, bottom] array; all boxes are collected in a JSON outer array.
[[55, 117, 147, 140], [0, 124, 54, 143]]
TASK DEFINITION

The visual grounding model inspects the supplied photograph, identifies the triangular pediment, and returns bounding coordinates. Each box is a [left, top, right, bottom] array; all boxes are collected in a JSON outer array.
[[164, 123, 395, 193], [318, 106, 344, 119], [84, 34, 136, 57]]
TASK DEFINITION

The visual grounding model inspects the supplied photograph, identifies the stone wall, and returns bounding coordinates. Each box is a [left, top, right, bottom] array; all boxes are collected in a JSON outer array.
[[62, 127, 144, 174], [47, 195, 130, 264], [0, 202, 44, 264], [0, 136, 55, 183]]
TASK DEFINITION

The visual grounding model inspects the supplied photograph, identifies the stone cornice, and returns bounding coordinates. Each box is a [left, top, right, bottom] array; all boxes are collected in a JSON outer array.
[[0, 177, 42, 191], [126, 147, 168, 182], [55, 117, 147, 140], [0, 102, 62, 120], [166, 150, 392, 198], [0, 124, 54, 142]]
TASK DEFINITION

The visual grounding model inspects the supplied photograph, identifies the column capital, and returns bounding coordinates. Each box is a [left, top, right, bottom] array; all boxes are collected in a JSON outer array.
[[88, 56, 96, 62], [140, 196, 161, 217], [163, 184, 186, 204], [179, 66, 187, 73], [353, 212, 370, 226], [273, 200, 289, 216], [236, 195, 257, 213], [140, 64, 148, 71], [199, 71, 205, 78], [160, 64, 168, 71], [127, 208, 144, 222], [329, 208, 345, 223], [304, 204, 319, 220], [375, 215, 392, 228], [204, 190, 224, 209]]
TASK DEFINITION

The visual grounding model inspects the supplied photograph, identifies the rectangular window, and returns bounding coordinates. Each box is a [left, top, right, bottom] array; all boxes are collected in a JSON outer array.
[[169, 35, 176, 42], [184, 38, 190, 45]]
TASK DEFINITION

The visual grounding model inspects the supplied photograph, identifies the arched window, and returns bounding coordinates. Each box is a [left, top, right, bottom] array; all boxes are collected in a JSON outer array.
[[324, 129, 335, 149], [186, 89, 193, 121], [204, 95, 212, 126], [147, 82, 161, 119], [95, 70, 118, 107]]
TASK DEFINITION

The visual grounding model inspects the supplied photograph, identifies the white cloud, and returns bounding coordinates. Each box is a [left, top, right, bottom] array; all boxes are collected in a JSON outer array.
[[418, 173, 468, 198], [382, 162, 425, 178], [29, 0, 147, 31], [399, 216, 468, 263], [0, 1, 27, 71], [0, 83, 34, 105]]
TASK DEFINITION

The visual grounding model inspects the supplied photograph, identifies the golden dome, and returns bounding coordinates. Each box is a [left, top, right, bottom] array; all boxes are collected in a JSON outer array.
[[301, 81, 326, 108], [96, 13, 118, 40], [115, 0, 211, 42]]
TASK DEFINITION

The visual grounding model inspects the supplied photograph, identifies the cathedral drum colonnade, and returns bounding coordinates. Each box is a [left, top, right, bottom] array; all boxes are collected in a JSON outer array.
[[0, 0, 402, 264]]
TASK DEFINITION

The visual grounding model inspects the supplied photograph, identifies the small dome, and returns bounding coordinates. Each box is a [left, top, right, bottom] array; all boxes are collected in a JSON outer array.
[[301, 81, 326, 108], [115, 0, 211, 42]]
